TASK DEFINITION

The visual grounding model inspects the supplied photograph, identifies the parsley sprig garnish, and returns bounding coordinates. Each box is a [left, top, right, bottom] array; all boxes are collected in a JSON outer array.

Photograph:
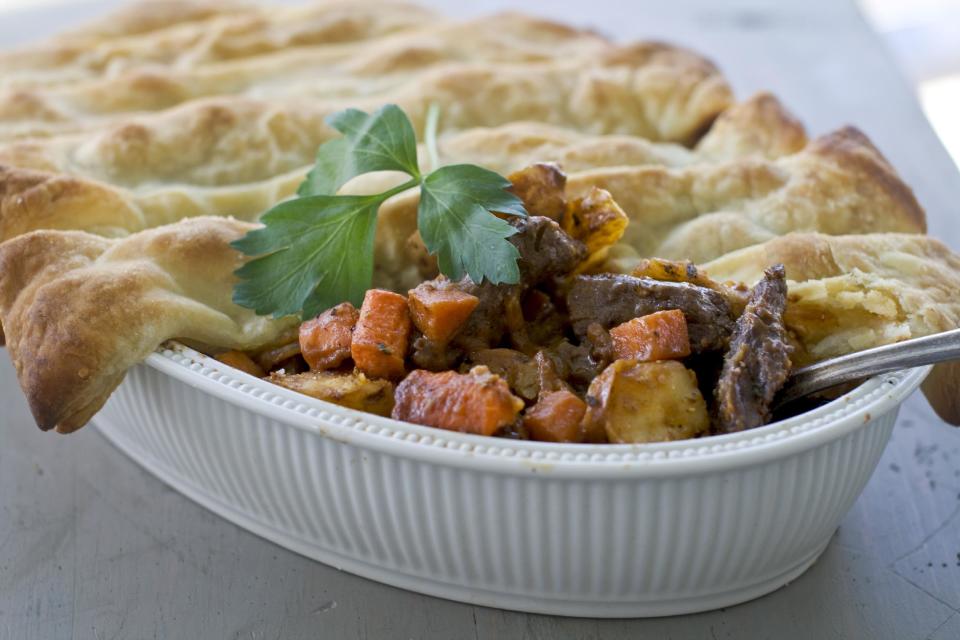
[[231, 104, 527, 319]]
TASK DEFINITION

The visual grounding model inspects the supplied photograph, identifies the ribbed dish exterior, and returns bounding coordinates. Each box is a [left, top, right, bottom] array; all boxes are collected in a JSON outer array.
[[92, 344, 923, 617]]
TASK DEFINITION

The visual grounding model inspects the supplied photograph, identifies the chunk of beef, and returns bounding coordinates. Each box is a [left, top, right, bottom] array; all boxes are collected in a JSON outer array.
[[450, 280, 519, 354], [714, 264, 792, 433], [542, 340, 605, 393], [534, 350, 568, 395], [521, 289, 567, 348], [566, 274, 735, 353], [508, 215, 588, 287], [467, 349, 539, 401], [584, 322, 614, 366], [409, 332, 463, 371]]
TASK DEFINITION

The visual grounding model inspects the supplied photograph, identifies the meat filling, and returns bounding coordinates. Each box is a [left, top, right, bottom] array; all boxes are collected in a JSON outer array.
[[714, 264, 792, 433], [411, 215, 587, 358], [566, 274, 735, 353]]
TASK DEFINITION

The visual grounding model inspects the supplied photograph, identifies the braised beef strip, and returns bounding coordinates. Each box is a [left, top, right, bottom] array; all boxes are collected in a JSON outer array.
[[566, 274, 735, 352], [714, 264, 792, 433]]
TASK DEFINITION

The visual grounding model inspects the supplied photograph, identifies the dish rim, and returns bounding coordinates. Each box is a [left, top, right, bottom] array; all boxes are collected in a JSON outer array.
[[144, 341, 929, 478]]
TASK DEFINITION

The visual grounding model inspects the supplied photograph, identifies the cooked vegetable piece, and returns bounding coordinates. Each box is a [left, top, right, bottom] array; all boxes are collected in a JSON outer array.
[[562, 187, 628, 270], [299, 301, 359, 371], [255, 340, 302, 372], [631, 258, 716, 287], [582, 359, 710, 444], [507, 162, 567, 221], [267, 370, 394, 417], [351, 289, 412, 380], [392, 366, 524, 436], [408, 280, 479, 344], [715, 264, 791, 433], [567, 274, 734, 352], [523, 390, 588, 443], [215, 351, 266, 378], [609, 309, 691, 362], [632, 258, 749, 314], [468, 349, 539, 401]]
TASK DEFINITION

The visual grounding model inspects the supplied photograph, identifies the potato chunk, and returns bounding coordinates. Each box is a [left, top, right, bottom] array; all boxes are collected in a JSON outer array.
[[562, 187, 628, 270], [267, 370, 394, 417], [582, 360, 709, 443], [630, 258, 717, 287], [507, 162, 567, 220]]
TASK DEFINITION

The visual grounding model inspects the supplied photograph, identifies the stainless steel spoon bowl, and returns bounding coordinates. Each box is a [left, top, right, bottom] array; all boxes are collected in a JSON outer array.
[[775, 327, 960, 409]]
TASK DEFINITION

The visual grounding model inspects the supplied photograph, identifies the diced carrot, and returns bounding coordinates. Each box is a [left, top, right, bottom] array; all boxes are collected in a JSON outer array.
[[407, 281, 479, 344], [523, 390, 587, 443], [351, 289, 412, 380], [215, 350, 266, 378], [609, 309, 691, 362], [392, 366, 524, 436], [299, 301, 359, 371]]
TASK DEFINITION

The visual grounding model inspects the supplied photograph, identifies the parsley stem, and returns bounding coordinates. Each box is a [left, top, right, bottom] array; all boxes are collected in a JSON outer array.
[[425, 103, 440, 172], [378, 177, 421, 202]]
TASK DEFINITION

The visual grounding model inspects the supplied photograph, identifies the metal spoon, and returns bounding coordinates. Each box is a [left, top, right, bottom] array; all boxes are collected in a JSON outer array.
[[774, 327, 960, 409]]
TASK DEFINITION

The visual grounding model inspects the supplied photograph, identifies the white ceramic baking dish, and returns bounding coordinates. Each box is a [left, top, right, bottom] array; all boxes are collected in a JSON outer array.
[[92, 342, 929, 617]]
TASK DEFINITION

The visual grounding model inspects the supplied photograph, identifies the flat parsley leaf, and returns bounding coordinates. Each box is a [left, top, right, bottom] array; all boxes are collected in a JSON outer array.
[[233, 104, 527, 319], [419, 164, 526, 284], [298, 105, 419, 197], [232, 195, 381, 318]]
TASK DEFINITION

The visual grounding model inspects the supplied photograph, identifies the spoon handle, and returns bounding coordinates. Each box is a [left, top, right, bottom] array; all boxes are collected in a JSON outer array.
[[775, 327, 960, 408]]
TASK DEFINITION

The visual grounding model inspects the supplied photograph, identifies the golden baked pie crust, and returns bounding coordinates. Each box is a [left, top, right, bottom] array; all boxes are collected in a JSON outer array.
[[0, 0, 956, 431]]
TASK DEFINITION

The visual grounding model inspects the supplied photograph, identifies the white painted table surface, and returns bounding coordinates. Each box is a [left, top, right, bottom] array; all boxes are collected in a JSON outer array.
[[2, 0, 960, 638]]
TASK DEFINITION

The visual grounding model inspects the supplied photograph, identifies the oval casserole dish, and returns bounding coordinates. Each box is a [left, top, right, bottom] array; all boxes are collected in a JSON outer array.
[[91, 341, 929, 617]]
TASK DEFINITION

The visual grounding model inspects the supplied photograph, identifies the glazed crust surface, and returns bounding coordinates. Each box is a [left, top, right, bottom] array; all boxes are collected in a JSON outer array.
[[0, 217, 296, 432]]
